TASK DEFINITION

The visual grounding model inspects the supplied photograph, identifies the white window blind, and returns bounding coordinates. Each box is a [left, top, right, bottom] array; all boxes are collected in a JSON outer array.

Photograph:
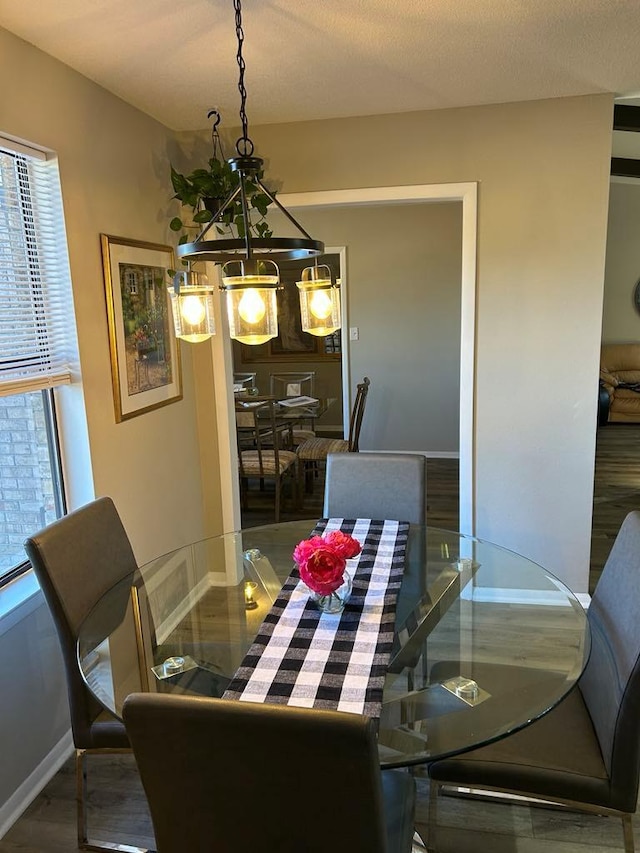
[[0, 140, 73, 397]]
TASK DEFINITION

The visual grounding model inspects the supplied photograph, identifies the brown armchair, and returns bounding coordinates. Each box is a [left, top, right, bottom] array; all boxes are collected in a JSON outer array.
[[600, 343, 640, 422]]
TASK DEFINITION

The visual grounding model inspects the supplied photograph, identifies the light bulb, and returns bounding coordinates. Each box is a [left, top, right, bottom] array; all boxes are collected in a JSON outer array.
[[309, 289, 333, 320], [180, 294, 206, 327], [238, 289, 266, 325]]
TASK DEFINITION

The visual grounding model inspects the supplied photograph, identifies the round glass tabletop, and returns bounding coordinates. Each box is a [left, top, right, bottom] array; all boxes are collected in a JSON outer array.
[[78, 520, 589, 768]]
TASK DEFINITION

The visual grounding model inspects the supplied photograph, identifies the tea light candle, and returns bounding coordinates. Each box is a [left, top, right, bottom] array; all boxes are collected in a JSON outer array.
[[244, 581, 258, 609]]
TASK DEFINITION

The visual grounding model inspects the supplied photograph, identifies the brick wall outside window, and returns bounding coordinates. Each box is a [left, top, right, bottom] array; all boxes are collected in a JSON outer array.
[[0, 392, 57, 574]]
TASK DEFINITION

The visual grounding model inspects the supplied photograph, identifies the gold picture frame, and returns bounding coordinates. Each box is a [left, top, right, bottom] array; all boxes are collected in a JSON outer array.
[[101, 235, 182, 422]]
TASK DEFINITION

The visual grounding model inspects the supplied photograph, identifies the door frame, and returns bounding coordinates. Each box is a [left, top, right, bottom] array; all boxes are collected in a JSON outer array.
[[212, 182, 478, 534]]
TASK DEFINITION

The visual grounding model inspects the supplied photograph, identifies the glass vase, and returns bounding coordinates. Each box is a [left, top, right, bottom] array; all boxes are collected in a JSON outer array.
[[309, 571, 352, 614]]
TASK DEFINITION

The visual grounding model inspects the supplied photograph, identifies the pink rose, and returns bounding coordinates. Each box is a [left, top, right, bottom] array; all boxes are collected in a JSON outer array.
[[298, 546, 346, 595], [323, 530, 362, 560], [293, 536, 326, 567]]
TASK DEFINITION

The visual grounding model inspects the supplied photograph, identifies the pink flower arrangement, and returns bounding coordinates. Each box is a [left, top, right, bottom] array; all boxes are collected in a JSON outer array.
[[293, 532, 362, 596]]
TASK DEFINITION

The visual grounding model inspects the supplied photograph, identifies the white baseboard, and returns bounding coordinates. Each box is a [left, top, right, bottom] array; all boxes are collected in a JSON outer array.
[[460, 587, 591, 609], [155, 573, 211, 645], [0, 729, 73, 839]]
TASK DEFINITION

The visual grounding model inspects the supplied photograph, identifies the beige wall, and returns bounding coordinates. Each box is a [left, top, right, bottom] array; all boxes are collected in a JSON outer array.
[[273, 202, 463, 452], [0, 25, 612, 585], [0, 27, 222, 563], [602, 180, 640, 343], [178, 94, 613, 590]]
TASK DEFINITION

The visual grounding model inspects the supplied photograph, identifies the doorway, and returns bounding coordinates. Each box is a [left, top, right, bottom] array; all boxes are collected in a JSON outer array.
[[211, 182, 478, 533], [592, 171, 640, 591]]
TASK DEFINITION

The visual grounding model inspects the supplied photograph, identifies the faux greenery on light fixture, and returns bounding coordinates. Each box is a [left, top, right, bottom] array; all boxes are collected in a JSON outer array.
[[169, 110, 274, 257]]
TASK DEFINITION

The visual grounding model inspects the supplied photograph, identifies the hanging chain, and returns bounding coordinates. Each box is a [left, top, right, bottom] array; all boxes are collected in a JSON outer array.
[[234, 0, 254, 157]]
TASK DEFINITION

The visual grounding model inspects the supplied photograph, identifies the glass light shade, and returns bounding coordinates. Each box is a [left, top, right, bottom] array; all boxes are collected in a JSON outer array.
[[169, 271, 216, 343], [222, 259, 279, 345], [297, 264, 341, 337]]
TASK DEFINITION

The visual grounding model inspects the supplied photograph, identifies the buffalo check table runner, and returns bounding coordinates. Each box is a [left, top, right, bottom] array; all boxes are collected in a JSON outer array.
[[222, 517, 409, 718]]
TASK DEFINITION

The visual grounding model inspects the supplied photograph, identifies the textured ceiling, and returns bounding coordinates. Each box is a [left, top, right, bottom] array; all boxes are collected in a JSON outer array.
[[1, 0, 640, 132]]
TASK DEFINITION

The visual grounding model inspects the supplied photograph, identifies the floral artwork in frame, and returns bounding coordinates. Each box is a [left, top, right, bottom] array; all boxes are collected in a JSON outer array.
[[101, 235, 182, 422]]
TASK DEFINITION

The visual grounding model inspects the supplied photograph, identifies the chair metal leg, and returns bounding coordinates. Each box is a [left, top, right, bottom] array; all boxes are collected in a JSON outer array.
[[434, 782, 636, 853], [427, 780, 440, 853], [623, 813, 635, 853], [77, 749, 88, 849], [76, 748, 152, 852], [275, 477, 281, 523]]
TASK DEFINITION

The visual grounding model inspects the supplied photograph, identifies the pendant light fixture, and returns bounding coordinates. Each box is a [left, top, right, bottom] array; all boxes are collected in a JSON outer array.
[[175, 0, 324, 345], [296, 263, 341, 337], [169, 268, 216, 343]]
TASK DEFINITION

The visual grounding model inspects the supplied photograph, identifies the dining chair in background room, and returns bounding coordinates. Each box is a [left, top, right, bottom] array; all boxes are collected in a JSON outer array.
[[269, 370, 315, 399], [323, 451, 427, 524], [270, 370, 318, 445], [235, 398, 299, 522], [123, 693, 417, 853], [233, 371, 257, 392], [23, 497, 145, 853], [427, 509, 640, 853], [297, 376, 371, 496]]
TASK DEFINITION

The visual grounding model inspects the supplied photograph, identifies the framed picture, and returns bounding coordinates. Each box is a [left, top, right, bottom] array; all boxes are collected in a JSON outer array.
[[241, 253, 342, 363], [101, 235, 182, 422]]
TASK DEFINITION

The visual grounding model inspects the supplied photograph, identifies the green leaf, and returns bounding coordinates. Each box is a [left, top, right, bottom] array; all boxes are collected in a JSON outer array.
[[169, 217, 183, 231], [170, 166, 190, 196], [235, 214, 246, 238], [255, 222, 271, 238], [193, 209, 213, 223], [251, 193, 270, 216], [178, 234, 190, 245]]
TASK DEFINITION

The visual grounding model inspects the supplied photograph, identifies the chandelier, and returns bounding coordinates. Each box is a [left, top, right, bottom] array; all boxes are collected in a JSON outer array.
[[171, 0, 341, 346]]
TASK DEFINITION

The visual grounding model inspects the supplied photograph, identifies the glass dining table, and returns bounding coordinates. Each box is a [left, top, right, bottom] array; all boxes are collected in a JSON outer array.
[[77, 520, 590, 769], [235, 394, 336, 427]]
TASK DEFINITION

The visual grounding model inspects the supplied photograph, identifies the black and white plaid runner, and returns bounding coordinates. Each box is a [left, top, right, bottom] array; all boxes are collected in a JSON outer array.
[[223, 518, 409, 718]]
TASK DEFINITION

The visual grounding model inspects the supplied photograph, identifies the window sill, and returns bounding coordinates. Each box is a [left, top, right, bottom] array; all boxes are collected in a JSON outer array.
[[0, 570, 43, 638]]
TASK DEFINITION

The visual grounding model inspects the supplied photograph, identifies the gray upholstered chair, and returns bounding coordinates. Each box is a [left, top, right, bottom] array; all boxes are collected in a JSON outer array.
[[24, 497, 146, 852], [123, 693, 416, 853], [427, 509, 640, 853], [323, 451, 426, 524]]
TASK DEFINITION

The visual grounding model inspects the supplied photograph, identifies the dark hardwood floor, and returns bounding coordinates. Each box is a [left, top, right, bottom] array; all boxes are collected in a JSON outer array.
[[240, 456, 459, 530], [2, 754, 638, 852], [590, 422, 640, 592], [2, 439, 638, 851]]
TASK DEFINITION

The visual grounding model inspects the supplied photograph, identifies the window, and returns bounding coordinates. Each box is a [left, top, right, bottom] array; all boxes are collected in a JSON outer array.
[[0, 390, 65, 582], [0, 137, 73, 584]]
